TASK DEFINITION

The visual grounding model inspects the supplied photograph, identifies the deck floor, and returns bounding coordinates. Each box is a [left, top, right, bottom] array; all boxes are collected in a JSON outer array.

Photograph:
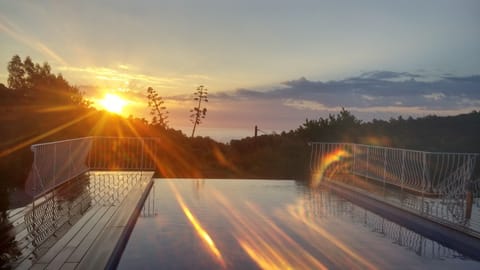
[[16, 171, 153, 270]]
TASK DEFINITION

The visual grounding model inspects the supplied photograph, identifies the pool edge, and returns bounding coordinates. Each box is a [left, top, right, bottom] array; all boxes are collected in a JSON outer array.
[[322, 180, 480, 261], [105, 176, 155, 270]]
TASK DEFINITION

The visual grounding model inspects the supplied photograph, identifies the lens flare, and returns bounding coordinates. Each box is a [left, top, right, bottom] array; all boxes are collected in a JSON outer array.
[[169, 181, 225, 267], [311, 148, 350, 187], [211, 190, 328, 270], [99, 93, 126, 114], [286, 202, 378, 270]]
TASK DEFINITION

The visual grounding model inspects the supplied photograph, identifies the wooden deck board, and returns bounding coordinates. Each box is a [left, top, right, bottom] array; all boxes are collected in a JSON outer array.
[[59, 263, 77, 270], [66, 206, 117, 263], [24, 171, 154, 270], [44, 247, 75, 270], [66, 207, 109, 248], [36, 206, 101, 264], [29, 263, 47, 270], [75, 227, 125, 270]]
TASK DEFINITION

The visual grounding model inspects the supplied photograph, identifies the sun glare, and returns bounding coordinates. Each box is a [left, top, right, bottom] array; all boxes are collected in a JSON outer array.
[[99, 93, 126, 114]]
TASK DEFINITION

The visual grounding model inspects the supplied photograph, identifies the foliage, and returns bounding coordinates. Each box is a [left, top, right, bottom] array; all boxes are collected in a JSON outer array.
[[146, 87, 169, 129], [5, 55, 87, 106], [295, 108, 362, 142], [229, 134, 309, 179], [190, 85, 208, 137], [7, 55, 25, 90], [290, 109, 480, 153]]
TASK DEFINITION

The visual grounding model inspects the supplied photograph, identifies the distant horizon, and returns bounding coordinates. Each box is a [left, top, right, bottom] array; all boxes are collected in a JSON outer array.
[[1, 1, 479, 142]]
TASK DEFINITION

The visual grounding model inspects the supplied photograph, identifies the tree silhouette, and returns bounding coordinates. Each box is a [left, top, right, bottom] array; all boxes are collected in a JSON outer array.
[[147, 87, 169, 129], [190, 85, 208, 137], [7, 55, 25, 90], [5, 55, 86, 105]]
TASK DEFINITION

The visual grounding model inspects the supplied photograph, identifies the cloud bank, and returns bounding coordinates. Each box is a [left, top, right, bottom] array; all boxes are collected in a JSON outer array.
[[211, 71, 480, 114]]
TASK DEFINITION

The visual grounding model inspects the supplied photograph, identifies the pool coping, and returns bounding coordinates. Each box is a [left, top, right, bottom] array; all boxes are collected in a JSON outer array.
[[322, 180, 480, 261], [76, 173, 154, 270], [104, 175, 154, 270]]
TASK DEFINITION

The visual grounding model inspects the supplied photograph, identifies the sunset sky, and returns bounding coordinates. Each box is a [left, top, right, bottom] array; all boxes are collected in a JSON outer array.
[[1, 1, 479, 141]]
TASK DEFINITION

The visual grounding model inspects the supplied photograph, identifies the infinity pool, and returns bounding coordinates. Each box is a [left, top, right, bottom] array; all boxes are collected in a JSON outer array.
[[118, 179, 480, 269]]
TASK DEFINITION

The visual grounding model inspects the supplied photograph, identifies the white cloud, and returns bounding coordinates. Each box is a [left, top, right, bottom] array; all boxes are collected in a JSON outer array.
[[283, 99, 340, 111], [423, 93, 445, 101], [361, 95, 378, 101]]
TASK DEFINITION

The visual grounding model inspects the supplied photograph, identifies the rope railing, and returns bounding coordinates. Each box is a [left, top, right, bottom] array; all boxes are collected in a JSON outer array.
[[309, 142, 480, 233]]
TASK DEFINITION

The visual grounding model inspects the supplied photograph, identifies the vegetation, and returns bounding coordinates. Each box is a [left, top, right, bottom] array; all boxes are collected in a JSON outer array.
[[146, 87, 169, 129], [190, 85, 208, 137], [6, 55, 87, 106], [1, 55, 479, 212]]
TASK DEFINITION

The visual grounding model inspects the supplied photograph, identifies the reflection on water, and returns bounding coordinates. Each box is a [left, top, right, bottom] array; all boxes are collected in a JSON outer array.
[[119, 179, 480, 270], [0, 171, 145, 269], [295, 187, 465, 260]]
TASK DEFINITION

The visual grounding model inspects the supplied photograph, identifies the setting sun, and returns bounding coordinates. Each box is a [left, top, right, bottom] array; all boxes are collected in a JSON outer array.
[[99, 93, 127, 114]]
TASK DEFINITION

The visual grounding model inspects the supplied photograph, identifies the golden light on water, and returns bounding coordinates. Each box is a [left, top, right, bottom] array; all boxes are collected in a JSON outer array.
[[285, 202, 378, 270], [311, 148, 351, 187], [123, 180, 425, 269], [212, 190, 328, 270], [169, 182, 226, 267], [99, 93, 127, 114]]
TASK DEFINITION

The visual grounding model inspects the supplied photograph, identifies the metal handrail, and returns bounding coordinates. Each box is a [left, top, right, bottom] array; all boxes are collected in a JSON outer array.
[[309, 142, 480, 233], [27, 136, 160, 199]]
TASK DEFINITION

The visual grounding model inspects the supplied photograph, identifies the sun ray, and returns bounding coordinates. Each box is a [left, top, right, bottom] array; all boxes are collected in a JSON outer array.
[[0, 110, 95, 158]]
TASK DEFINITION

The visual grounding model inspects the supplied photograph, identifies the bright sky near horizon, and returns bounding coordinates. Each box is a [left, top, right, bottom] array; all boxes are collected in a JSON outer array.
[[1, 1, 479, 142]]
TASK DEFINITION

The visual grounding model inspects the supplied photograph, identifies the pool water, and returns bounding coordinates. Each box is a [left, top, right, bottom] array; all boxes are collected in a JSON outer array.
[[118, 179, 480, 269]]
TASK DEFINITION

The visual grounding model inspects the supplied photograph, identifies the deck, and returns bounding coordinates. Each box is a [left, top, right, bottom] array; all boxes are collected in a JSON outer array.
[[8, 171, 153, 270]]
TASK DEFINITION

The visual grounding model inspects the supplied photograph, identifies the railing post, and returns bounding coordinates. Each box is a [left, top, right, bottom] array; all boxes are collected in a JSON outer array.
[[401, 150, 405, 191], [140, 138, 145, 171], [366, 147, 369, 179], [31, 146, 37, 240], [465, 155, 473, 219], [52, 143, 57, 234], [87, 138, 91, 170], [351, 143, 356, 175], [68, 141, 72, 179], [421, 153, 426, 214], [53, 144, 57, 187], [383, 147, 387, 197]]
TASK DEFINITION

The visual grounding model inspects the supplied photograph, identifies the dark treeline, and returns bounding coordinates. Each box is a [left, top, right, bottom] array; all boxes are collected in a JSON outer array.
[[1, 55, 479, 210], [291, 108, 480, 153], [228, 109, 480, 181]]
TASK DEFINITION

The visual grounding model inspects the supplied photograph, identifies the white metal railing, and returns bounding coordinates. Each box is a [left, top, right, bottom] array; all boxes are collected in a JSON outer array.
[[26, 136, 160, 199], [15, 172, 149, 268], [302, 188, 464, 259], [3, 137, 160, 268], [309, 142, 480, 233]]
